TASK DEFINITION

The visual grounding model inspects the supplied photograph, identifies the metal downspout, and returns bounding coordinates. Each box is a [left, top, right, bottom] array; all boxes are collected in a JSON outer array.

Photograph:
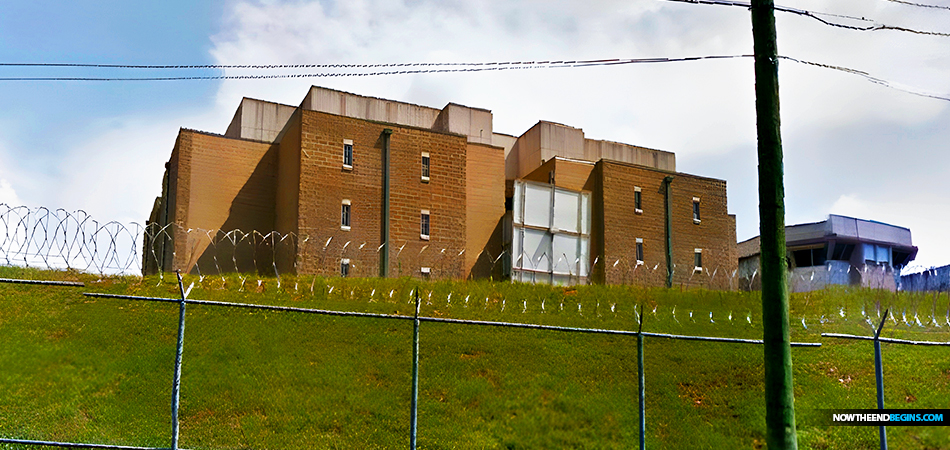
[[380, 129, 393, 277], [161, 162, 170, 273], [663, 176, 674, 288]]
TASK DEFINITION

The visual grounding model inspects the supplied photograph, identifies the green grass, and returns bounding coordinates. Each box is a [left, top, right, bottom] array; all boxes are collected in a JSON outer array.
[[1, 267, 949, 449]]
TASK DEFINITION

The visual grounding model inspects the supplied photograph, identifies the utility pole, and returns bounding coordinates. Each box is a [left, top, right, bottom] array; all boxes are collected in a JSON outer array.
[[751, 0, 797, 448]]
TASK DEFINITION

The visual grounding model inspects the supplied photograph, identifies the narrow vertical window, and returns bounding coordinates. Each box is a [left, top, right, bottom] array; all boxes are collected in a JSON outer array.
[[341, 259, 350, 277], [420, 210, 430, 240], [421, 152, 430, 182], [421, 267, 431, 279], [341, 200, 351, 230], [694, 248, 703, 271], [636, 238, 644, 264], [634, 187, 642, 213], [692, 197, 701, 223], [343, 139, 354, 169]]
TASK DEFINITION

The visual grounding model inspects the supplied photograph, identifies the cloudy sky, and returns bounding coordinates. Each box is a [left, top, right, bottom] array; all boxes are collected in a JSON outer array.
[[0, 0, 947, 269]]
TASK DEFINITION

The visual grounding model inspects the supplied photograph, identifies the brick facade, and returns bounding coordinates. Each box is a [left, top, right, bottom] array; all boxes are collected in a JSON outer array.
[[146, 129, 277, 274], [146, 86, 737, 288], [595, 160, 737, 289], [284, 110, 470, 278]]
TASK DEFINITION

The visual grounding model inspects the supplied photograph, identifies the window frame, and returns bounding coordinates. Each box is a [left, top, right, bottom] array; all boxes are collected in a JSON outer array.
[[341, 199, 351, 230], [634, 187, 642, 214], [694, 248, 703, 272], [420, 209, 430, 240], [636, 238, 644, 265], [343, 139, 354, 170], [421, 152, 430, 182], [692, 197, 701, 224]]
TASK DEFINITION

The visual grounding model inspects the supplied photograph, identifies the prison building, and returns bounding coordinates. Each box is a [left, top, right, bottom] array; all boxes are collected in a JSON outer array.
[[737, 215, 918, 292], [145, 86, 738, 288], [505, 121, 737, 288]]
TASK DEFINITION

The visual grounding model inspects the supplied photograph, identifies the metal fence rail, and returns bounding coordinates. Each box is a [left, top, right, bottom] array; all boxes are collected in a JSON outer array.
[[822, 309, 950, 450], [1, 273, 826, 450], [0, 438, 171, 450]]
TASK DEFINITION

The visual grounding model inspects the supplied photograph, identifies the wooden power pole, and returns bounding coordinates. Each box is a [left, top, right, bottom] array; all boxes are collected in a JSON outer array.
[[750, 0, 798, 448]]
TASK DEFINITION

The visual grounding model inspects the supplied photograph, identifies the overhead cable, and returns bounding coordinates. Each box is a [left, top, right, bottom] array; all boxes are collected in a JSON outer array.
[[665, 0, 950, 35], [0, 55, 754, 80], [883, 0, 950, 10], [0, 56, 747, 71], [0, 54, 946, 102]]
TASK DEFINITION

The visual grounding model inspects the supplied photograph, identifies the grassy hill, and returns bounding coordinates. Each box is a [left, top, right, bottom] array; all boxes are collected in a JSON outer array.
[[1, 266, 948, 449]]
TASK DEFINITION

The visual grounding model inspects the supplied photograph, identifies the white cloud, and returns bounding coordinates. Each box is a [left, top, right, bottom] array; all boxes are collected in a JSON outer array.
[[49, 108, 229, 225], [0, 108, 225, 227], [0, 179, 21, 206], [199, 0, 950, 270], [0, 141, 24, 206], [829, 193, 947, 270], [208, 0, 759, 155], [4, 0, 940, 273]]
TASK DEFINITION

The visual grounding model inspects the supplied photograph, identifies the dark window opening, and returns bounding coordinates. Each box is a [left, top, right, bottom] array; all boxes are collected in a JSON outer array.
[[421, 212, 430, 238], [893, 251, 913, 268], [636, 242, 644, 262], [830, 243, 855, 261], [343, 143, 353, 167], [792, 247, 826, 268], [694, 251, 702, 269], [341, 203, 351, 228], [693, 201, 701, 222], [421, 154, 430, 179], [341, 260, 350, 277], [634, 191, 642, 211]]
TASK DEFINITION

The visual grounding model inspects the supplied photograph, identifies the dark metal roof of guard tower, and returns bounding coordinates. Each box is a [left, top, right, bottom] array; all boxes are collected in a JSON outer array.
[[738, 215, 918, 266]]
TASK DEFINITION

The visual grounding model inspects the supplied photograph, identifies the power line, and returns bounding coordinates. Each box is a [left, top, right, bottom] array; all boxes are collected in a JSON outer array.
[[0, 55, 754, 80], [665, 0, 950, 35], [0, 54, 946, 103], [0, 56, 746, 71], [777, 56, 950, 102], [884, 0, 950, 11]]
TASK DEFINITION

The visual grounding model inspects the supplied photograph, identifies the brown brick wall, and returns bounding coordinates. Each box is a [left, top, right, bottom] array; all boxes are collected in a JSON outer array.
[[275, 112, 303, 272], [465, 142, 506, 278], [160, 129, 277, 274], [597, 160, 737, 289], [293, 110, 469, 278], [522, 158, 595, 192]]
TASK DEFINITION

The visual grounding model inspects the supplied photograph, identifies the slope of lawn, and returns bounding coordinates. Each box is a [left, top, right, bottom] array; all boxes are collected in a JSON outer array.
[[0, 266, 948, 449]]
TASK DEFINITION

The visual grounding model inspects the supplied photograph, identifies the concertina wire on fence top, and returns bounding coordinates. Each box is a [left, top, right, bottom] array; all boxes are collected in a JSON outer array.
[[0, 204, 945, 293]]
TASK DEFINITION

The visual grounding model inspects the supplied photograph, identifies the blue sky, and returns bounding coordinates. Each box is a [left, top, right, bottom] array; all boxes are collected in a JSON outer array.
[[0, 0, 947, 269]]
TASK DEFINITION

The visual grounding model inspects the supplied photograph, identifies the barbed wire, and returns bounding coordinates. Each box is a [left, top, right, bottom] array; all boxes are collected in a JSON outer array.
[[0, 204, 944, 296]]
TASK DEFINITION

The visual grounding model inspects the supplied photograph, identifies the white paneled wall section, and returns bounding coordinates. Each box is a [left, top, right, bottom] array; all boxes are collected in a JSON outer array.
[[511, 180, 591, 285]]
